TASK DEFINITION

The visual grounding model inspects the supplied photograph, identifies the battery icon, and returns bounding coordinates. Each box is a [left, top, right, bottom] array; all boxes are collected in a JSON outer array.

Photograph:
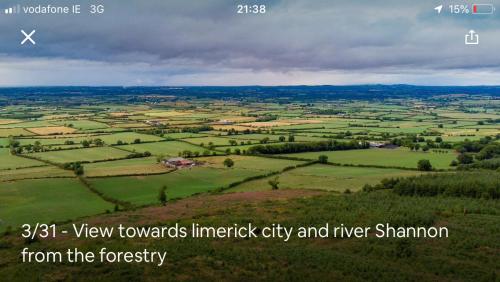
[[472, 4, 495, 14]]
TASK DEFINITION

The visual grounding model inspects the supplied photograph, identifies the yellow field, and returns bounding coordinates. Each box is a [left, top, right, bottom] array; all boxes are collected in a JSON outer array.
[[111, 123, 148, 128], [0, 128, 35, 137], [242, 119, 323, 128], [144, 111, 191, 117], [27, 126, 77, 135], [212, 125, 254, 131], [0, 119, 23, 125], [216, 116, 256, 122], [108, 112, 131, 117]]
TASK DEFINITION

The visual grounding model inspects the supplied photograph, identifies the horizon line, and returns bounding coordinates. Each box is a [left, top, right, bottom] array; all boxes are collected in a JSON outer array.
[[1, 84, 500, 88]]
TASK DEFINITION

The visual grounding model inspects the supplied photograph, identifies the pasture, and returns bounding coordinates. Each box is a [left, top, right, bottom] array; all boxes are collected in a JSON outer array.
[[118, 141, 210, 156], [84, 157, 172, 177], [280, 148, 457, 169], [89, 167, 262, 206], [29, 147, 131, 164], [231, 164, 423, 192], [0, 178, 113, 232]]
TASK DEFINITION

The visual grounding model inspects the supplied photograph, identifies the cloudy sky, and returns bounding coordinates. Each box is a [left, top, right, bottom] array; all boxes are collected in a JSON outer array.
[[0, 0, 499, 86]]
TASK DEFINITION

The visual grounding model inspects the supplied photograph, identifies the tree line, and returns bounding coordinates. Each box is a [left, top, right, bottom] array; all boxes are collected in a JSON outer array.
[[247, 140, 369, 155]]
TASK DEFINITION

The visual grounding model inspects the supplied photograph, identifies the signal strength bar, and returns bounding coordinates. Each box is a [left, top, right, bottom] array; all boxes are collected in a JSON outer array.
[[4, 5, 20, 14]]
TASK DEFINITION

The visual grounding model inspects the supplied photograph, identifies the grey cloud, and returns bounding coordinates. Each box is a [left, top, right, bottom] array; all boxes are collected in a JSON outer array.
[[0, 0, 499, 85]]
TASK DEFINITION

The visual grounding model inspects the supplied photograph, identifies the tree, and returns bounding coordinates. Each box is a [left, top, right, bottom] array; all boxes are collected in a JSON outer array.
[[158, 185, 167, 206], [133, 138, 141, 144], [422, 145, 430, 152], [73, 162, 84, 175], [228, 140, 237, 146], [182, 150, 193, 158], [268, 177, 280, 190], [223, 158, 234, 168], [156, 153, 165, 163], [318, 155, 328, 164], [457, 153, 473, 164], [417, 159, 432, 171], [279, 136, 286, 142], [288, 135, 295, 142], [93, 138, 104, 146], [476, 144, 500, 160], [82, 140, 90, 148], [435, 136, 443, 143]]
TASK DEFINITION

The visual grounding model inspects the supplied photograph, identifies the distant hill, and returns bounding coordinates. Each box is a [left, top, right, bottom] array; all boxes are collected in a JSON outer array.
[[1, 85, 499, 100]]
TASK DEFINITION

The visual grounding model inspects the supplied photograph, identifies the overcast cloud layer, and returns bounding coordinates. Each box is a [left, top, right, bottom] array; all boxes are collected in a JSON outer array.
[[0, 0, 499, 86]]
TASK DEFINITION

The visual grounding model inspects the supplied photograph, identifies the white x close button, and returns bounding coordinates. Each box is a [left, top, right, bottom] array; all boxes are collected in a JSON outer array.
[[21, 29, 36, 45]]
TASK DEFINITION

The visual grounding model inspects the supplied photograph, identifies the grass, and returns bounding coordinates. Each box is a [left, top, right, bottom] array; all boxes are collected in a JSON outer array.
[[51, 120, 109, 130], [280, 148, 457, 169], [118, 141, 210, 156], [197, 155, 305, 171], [88, 167, 263, 206], [230, 164, 423, 193], [84, 157, 172, 177], [28, 147, 131, 164], [96, 132, 164, 144], [0, 178, 113, 231], [183, 136, 259, 146], [0, 149, 46, 170], [0, 165, 72, 182]]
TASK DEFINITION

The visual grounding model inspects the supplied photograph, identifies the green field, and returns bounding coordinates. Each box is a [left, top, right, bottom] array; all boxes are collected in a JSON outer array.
[[183, 136, 259, 146], [119, 140, 211, 156], [0, 178, 113, 231], [97, 132, 165, 144], [198, 155, 305, 171], [51, 120, 109, 130], [0, 165, 72, 182], [88, 167, 261, 206], [0, 148, 46, 170], [281, 148, 457, 169], [29, 147, 131, 164], [231, 164, 423, 192], [84, 157, 171, 177]]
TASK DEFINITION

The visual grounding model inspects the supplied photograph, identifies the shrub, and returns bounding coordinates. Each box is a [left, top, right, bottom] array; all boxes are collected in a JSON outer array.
[[223, 158, 234, 168], [417, 159, 432, 171], [158, 185, 167, 206], [318, 155, 328, 164], [268, 177, 280, 190]]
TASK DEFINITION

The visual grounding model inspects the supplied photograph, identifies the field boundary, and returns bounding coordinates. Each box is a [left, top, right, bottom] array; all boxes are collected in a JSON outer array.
[[217, 160, 318, 192], [77, 176, 134, 209]]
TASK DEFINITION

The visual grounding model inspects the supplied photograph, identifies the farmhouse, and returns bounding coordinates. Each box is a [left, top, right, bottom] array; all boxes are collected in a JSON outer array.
[[369, 141, 399, 149], [145, 120, 162, 126], [369, 141, 386, 148], [212, 119, 234, 125], [162, 157, 195, 168]]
